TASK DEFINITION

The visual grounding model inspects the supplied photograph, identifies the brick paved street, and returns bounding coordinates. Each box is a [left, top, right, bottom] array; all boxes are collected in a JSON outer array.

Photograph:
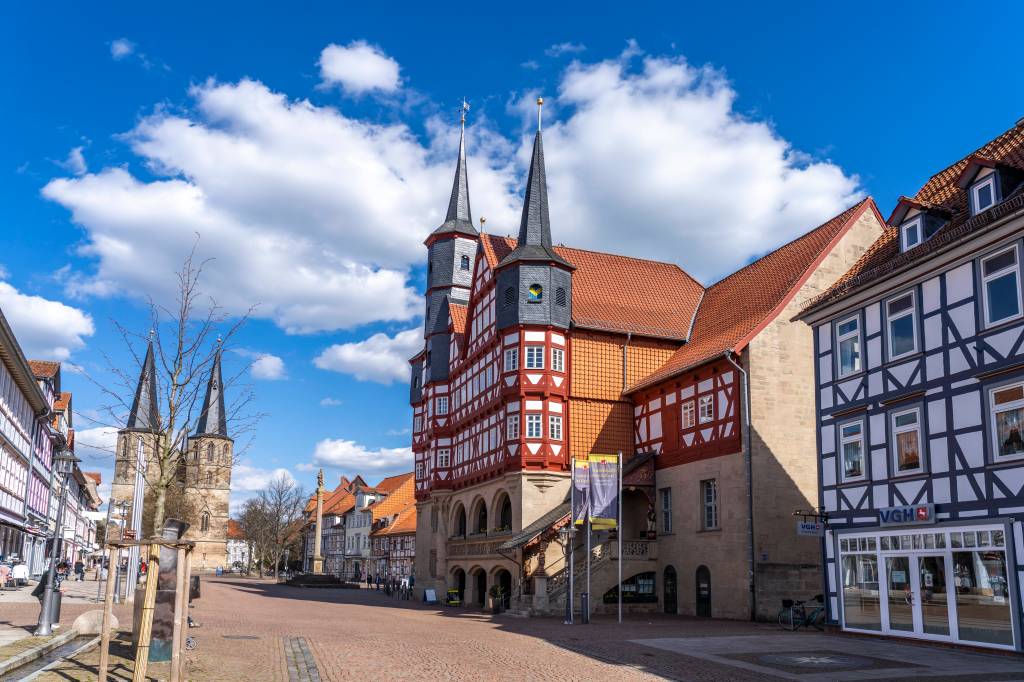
[[27, 576, 1022, 681]]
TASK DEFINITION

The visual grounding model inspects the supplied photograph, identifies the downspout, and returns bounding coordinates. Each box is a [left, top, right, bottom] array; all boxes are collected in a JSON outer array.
[[726, 349, 756, 622]]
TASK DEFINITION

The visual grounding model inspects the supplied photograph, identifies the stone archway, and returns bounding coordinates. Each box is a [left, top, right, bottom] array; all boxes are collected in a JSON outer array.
[[451, 567, 466, 603], [452, 503, 467, 538], [493, 492, 513, 532], [470, 567, 487, 608], [494, 568, 512, 609]]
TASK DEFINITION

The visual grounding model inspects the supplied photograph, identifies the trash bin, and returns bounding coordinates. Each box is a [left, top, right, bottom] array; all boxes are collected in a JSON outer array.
[[49, 589, 62, 625], [581, 592, 589, 624]]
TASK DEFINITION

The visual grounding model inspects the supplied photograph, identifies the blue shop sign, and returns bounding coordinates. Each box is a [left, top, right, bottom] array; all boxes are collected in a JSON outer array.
[[879, 503, 935, 527]]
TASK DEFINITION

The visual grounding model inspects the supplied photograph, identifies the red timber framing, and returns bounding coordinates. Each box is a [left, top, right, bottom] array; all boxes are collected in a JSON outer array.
[[412, 245, 571, 500], [632, 356, 741, 469]]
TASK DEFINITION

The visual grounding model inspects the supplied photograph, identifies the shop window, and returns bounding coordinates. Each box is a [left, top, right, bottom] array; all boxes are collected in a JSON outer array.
[[891, 408, 923, 474], [953, 550, 1013, 646], [603, 572, 656, 604], [841, 554, 881, 631], [981, 246, 1022, 327], [836, 315, 862, 377], [840, 420, 866, 482], [991, 382, 1024, 460], [886, 291, 918, 360]]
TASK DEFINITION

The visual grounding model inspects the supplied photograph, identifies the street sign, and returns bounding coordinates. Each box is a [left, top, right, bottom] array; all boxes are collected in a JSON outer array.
[[124, 529, 137, 539], [796, 520, 824, 537]]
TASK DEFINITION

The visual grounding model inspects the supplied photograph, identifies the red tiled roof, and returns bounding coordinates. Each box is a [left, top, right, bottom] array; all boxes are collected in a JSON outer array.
[[384, 504, 417, 535], [480, 234, 703, 340], [53, 391, 71, 411], [368, 473, 415, 521], [84, 471, 102, 484], [28, 360, 59, 378], [807, 121, 1024, 310], [227, 519, 245, 539], [628, 199, 878, 393], [448, 302, 467, 336], [373, 472, 413, 495]]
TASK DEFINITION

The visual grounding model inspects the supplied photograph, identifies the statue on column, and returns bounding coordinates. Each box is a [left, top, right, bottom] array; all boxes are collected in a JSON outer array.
[[312, 469, 326, 574]]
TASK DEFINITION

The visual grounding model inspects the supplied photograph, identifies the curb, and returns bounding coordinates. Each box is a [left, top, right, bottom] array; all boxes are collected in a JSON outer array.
[[18, 634, 101, 682], [0, 628, 79, 677]]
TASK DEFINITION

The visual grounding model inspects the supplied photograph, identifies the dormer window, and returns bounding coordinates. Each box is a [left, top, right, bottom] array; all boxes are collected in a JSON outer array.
[[970, 174, 999, 215], [900, 216, 923, 251]]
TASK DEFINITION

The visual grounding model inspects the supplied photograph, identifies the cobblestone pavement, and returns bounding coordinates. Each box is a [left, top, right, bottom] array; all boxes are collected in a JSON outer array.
[[17, 577, 1024, 681]]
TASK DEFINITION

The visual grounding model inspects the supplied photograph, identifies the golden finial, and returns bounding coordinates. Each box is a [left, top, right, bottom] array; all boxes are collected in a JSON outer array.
[[480, 216, 486, 233], [460, 98, 470, 126], [536, 96, 544, 131]]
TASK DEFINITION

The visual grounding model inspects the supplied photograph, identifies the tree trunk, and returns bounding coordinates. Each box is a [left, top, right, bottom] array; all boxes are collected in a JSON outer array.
[[152, 485, 167, 538]]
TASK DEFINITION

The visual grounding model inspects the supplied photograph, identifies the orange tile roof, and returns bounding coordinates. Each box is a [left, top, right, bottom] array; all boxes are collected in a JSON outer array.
[[383, 504, 417, 535], [448, 302, 467, 336], [325, 491, 355, 516], [227, 519, 245, 539], [368, 473, 415, 521], [84, 471, 101, 484], [28, 360, 60, 378], [480, 234, 703, 340], [629, 199, 877, 393], [373, 472, 413, 495], [807, 120, 1024, 310], [53, 391, 71, 411]]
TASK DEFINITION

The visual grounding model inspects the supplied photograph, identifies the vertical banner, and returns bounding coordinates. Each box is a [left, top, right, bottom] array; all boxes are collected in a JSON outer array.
[[572, 458, 590, 526], [588, 454, 619, 530]]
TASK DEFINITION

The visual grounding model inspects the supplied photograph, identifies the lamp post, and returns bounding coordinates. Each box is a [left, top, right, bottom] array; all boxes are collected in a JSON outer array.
[[112, 500, 132, 604], [35, 449, 81, 636], [557, 525, 575, 625]]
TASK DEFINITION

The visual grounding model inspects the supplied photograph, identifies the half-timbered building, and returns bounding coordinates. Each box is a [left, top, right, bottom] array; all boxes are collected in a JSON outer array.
[[799, 119, 1024, 650]]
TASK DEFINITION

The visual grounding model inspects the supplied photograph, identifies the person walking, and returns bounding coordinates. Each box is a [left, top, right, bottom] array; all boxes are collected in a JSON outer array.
[[74, 559, 85, 582], [12, 560, 29, 587], [0, 561, 11, 590]]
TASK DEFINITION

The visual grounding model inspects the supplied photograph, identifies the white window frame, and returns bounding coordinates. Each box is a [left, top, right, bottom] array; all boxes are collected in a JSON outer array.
[[415, 462, 424, 479], [990, 382, 1024, 462], [504, 348, 519, 372], [900, 216, 923, 251], [890, 407, 924, 476], [700, 479, 718, 530], [681, 400, 695, 429], [839, 419, 867, 483], [551, 347, 565, 373], [886, 290, 918, 361], [971, 174, 998, 215], [525, 345, 545, 370], [659, 487, 672, 533], [698, 395, 714, 423], [506, 414, 520, 439], [435, 396, 449, 415], [436, 448, 450, 468], [836, 314, 862, 378], [981, 245, 1023, 328], [548, 415, 563, 441], [526, 413, 542, 439]]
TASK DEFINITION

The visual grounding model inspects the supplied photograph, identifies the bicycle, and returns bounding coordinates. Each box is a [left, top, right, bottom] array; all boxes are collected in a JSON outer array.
[[778, 594, 825, 631]]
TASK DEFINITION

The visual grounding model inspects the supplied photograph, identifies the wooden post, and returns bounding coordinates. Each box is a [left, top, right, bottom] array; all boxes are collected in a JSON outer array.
[[177, 549, 192, 682], [132, 542, 161, 682], [98, 545, 117, 682], [170, 547, 186, 682]]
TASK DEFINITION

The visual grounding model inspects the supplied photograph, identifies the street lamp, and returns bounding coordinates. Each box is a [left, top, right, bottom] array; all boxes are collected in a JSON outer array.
[[557, 524, 576, 625], [35, 449, 81, 636]]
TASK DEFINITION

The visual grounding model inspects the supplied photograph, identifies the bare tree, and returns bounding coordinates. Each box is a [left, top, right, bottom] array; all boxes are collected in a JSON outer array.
[[259, 474, 306, 577], [79, 247, 263, 536], [238, 498, 273, 577]]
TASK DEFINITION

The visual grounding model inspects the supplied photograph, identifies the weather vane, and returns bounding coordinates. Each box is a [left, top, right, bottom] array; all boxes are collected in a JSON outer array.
[[460, 98, 470, 126], [537, 96, 544, 131]]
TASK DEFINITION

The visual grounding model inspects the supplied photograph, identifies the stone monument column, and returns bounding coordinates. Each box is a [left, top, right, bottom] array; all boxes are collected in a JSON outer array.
[[312, 469, 325, 574]]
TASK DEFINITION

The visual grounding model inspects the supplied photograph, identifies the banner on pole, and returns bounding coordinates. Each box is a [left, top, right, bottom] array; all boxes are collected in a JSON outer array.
[[572, 459, 589, 526], [588, 454, 619, 530]]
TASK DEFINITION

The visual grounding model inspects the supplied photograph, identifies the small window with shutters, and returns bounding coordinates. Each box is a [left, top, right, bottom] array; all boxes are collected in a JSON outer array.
[[504, 287, 516, 306], [556, 287, 567, 306]]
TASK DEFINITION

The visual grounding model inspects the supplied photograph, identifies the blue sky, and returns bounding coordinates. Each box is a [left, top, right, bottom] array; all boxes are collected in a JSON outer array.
[[4, 1, 1024, 511]]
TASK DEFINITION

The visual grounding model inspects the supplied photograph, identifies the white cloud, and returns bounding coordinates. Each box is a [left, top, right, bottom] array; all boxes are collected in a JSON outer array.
[[110, 38, 135, 60], [314, 327, 419, 384], [75, 426, 119, 460], [232, 462, 297, 493], [521, 60, 540, 71], [236, 350, 286, 380], [0, 281, 94, 360], [319, 397, 342, 407], [60, 147, 87, 176], [319, 41, 401, 94], [546, 42, 586, 57], [312, 438, 412, 476]]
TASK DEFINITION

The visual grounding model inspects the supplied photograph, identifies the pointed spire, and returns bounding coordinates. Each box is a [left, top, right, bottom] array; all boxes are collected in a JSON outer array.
[[498, 97, 572, 270], [194, 346, 228, 437], [432, 100, 477, 238], [126, 340, 160, 431]]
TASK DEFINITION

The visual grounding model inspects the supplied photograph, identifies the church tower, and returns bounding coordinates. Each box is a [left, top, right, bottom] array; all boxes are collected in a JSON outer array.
[[413, 104, 480, 393], [185, 348, 233, 570], [110, 340, 162, 524], [495, 99, 574, 331]]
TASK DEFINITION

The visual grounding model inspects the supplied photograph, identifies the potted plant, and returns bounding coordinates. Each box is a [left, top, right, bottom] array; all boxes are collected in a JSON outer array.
[[488, 584, 505, 614]]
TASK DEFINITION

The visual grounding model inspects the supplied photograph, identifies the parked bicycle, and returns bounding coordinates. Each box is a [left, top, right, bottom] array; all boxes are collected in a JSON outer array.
[[778, 594, 825, 631]]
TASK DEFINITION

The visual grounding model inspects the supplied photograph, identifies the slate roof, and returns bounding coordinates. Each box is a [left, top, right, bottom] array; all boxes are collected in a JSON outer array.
[[805, 120, 1024, 312], [480, 234, 703, 340], [194, 350, 228, 437], [628, 198, 878, 393], [431, 123, 477, 238], [126, 342, 160, 431]]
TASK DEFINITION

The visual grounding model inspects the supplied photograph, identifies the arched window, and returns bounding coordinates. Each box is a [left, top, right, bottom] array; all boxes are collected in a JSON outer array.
[[475, 500, 488, 534], [205, 471, 213, 486], [201, 512, 210, 532], [556, 287, 567, 306], [454, 505, 467, 537], [206, 443, 214, 462], [460, 255, 470, 271], [498, 495, 512, 531], [222, 444, 230, 461]]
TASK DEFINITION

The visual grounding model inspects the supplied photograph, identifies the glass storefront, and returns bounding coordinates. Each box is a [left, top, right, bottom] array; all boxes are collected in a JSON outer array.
[[838, 525, 1017, 650]]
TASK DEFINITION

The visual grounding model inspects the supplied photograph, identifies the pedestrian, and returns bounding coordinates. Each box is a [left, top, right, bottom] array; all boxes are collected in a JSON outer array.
[[0, 561, 10, 590], [12, 560, 29, 587], [33, 561, 69, 628], [74, 559, 85, 582]]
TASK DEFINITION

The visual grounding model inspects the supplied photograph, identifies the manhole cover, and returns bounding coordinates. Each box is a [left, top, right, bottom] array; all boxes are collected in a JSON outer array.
[[759, 653, 871, 668], [223, 635, 261, 640]]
